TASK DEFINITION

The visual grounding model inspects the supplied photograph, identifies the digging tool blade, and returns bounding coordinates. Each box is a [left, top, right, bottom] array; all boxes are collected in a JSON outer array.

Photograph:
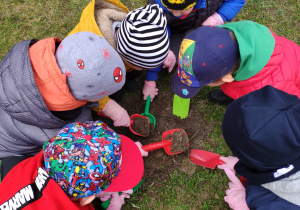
[[173, 94, 190, 119]]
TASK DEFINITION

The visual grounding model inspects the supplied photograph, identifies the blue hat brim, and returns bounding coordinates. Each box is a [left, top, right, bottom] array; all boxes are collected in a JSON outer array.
[[171, 71, 200, 99]]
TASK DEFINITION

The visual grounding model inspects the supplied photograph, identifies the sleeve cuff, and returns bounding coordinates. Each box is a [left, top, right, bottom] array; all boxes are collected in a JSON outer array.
[[145, 66, 162, 81]]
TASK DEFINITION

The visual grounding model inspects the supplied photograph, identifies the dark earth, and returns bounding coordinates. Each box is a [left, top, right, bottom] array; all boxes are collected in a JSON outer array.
[[131, 117, 151, 136], [166, 129, 189, 154], [92, 70, 216, 209]]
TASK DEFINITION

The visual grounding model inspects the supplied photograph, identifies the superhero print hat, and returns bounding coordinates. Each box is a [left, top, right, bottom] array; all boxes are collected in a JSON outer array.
[[43, 121, 144, 198], [55, 32, 125, 102], [171, 26, 239, 99]]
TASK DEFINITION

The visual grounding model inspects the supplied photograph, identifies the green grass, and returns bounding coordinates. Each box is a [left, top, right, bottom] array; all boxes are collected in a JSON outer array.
[[0, 0, 91, 59], [122, 1, 299, 209], [234, 0, 299, 43], [1, 0, 299, 209], [126, 168, 230, 209]]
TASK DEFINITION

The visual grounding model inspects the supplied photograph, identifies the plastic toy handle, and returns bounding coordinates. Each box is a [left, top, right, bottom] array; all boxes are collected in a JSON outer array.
[[217, 159, 226, 165], [142, 141, 172, 151], [97, 112, 109, 118], [144, 95, 151, 115]]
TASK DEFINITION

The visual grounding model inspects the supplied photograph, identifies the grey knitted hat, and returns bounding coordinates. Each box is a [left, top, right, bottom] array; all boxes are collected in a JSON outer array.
[[116, 4, 169, 69], [55, 32, 126, 101]]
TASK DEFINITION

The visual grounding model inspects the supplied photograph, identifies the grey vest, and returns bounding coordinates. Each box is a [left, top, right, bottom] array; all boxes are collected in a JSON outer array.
[[0, 40, 92, 158]]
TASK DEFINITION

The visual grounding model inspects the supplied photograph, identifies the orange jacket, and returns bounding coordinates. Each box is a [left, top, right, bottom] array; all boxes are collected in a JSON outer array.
[[29, 38, 86, 111]]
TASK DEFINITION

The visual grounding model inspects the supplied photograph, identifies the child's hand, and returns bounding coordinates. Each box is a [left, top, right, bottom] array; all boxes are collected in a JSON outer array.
[[202, 12, 224, 26], [96, 189, 133, 201], [96, 191, 114, 201], [107, 191, 132, 210], [143, 80, 158, 101], [101, 99, 131, 127], [217, 156, 239, 172], [224, 168, 249, 210], [114, 110, 131, 127], [163, 50, 176, 73], [135, 142, 149, 157]]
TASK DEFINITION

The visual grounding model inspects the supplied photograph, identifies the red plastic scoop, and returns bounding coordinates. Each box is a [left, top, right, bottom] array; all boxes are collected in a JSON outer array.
[[129, 114, 150, 137], [142, 129, 189, 155], [162, 129, 189, 155], [190, 149, 225, 169], [142, 141, 172, 151]]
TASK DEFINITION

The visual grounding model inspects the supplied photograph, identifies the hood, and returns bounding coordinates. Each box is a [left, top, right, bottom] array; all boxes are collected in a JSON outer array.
[[29, 37, 87, 111], [218, 20, 275, 81], [68, 0, 128, 43], [68, 0, 130, 70], [94, 0, 128, 49]]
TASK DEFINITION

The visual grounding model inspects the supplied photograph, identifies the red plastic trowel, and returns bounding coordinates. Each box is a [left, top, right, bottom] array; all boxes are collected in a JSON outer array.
[[190, 149, 225, 169]]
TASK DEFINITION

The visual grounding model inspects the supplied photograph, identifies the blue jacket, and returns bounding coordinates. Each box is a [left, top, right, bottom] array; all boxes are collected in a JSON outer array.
[[153, 0, 245, 22], [146, 0, 246, 81], [246, 183, 300, 209], [146, 66, 162, 81]]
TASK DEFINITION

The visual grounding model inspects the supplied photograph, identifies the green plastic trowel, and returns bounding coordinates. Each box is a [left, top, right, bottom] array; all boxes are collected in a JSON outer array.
[[141, 96, 156, 127], [172, 94, 190, 119]]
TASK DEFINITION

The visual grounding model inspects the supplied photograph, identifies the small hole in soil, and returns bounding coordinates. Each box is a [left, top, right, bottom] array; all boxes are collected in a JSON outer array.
[[166, 130, 189, 153], [131, 117, 151, 136]]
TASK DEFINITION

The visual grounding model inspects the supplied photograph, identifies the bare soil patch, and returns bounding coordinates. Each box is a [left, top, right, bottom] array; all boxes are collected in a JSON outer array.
[[92, 71, 216, 208], [167, 129, 189, 153], [131, 117, 151, 136]]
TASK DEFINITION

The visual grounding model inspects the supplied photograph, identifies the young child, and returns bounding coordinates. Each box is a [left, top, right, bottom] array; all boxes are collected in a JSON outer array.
[[219, 85, 300, 209], [0, 120, 148, 210], [148, 0, 246, 59], [69, 1, 174, 102], [171, 20, 300, 102], [0, 31, 129, 178]]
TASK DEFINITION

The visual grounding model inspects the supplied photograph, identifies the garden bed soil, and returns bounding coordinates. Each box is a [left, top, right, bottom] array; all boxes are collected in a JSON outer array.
[[166, 129, 189, 153], [92, 71, 216, 208], [131, 117, 151, 136]]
